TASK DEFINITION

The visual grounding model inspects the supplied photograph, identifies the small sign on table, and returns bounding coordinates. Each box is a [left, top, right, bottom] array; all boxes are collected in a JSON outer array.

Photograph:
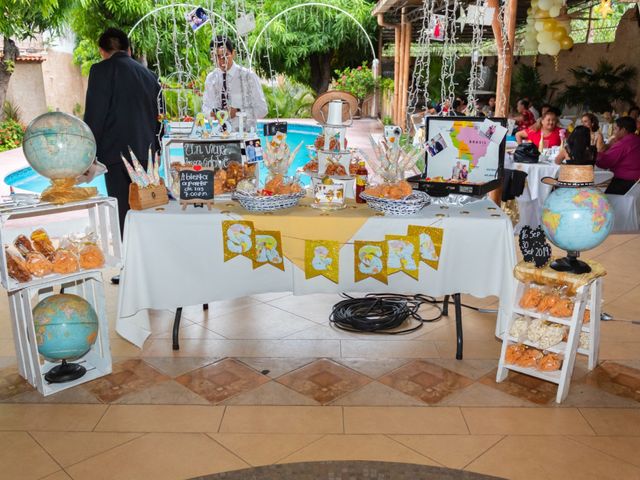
[[179, 166, 215, 210], [519, 225, 552, 268]]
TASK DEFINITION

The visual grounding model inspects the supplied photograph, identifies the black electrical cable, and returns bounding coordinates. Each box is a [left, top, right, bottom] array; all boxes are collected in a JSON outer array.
[[329, 293, 444, 335]]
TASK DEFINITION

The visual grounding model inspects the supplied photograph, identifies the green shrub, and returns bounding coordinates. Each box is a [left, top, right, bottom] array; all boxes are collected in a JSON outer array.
[[0, 119, 25, 152], [332, 63, 376, 100], [262, 76, 315, 119]]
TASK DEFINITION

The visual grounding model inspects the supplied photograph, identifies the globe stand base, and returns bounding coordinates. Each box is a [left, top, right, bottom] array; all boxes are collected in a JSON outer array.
[[40, 178, 97, 205], [550, 251, 591, 274], [44, 360, 86, 383]]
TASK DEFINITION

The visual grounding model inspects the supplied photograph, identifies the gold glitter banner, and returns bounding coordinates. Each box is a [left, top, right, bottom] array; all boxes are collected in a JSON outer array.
[[386, 235, 420, 280], [222, 220, 255, 262], [354, 240, 388, 284], [253, 230, 285, 271], [305, 240, 340, 283], [407, 225, 443, 270]]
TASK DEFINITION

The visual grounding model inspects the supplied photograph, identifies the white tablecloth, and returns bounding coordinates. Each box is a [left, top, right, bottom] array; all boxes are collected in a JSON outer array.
[[508, 159, 560, 231], [116, 199, 516, 347]]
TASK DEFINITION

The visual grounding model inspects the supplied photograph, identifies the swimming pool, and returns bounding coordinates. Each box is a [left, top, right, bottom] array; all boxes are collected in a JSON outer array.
[[5, 122, 322, 195]]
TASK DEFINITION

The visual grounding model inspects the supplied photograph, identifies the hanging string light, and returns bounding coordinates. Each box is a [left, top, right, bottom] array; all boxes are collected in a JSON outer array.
[[466, 0, 487, 115], [407, 0, 435, 117]]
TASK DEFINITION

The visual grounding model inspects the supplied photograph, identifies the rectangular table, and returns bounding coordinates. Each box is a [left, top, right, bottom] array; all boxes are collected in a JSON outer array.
[[116, 198, 516, 354]]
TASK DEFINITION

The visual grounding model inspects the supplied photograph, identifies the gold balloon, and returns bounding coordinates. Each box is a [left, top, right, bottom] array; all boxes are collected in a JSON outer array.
[[543, 19, 556, 31], [552, 28, 566, 41], [560, 36, 574, 50]]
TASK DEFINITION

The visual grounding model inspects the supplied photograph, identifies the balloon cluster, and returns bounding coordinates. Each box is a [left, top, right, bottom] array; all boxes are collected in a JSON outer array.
[[522, 0, 573, 56]]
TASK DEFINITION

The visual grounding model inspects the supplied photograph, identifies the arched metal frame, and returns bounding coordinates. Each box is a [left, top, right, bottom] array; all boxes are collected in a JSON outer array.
[[248, 2, 378, 70], [128, 3, 250, 60]]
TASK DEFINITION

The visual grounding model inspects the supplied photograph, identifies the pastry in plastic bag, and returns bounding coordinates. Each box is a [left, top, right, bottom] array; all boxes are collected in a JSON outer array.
[[505, 344, 527, 364], [325, 162, 347, 176], [25, 252, 53, 277], [527, 319, 564, 349], [6, 250, 32, 282], [31, 229, 55, 259], [549, 298, 573, 318], [51, 249, 79, 274], [583, 309, 590, 325], [509, 316, 529, 340], [13, 235, 36, 257], [516, 347, 544, 367], [79, 244, 105, 269], [579, 332, 590, 350], [537, 353, 562, 371], [519, 286, 544, 309], [536, 293, 561, 313]]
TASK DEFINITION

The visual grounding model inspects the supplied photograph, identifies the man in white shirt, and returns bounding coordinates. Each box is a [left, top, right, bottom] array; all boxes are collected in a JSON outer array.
[[202, 36, 268, 130]]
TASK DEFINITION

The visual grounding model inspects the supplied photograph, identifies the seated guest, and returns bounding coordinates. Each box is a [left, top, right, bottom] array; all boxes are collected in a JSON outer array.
[[515, 99, 535, 131], [597, 116, 640, 194], [540, 103, 552, 118], [581, 112, 605, 152], [515, 109, 563, 148], [482, 96, 495, 117], [628, 105, 639, 121], [452, 97, 467, 116], [554, 126, 596, 165]]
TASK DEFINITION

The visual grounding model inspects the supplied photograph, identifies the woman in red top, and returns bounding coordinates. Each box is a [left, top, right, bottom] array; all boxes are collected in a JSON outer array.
[[515, 110, 562, 148], [515, 99, 535, 131]]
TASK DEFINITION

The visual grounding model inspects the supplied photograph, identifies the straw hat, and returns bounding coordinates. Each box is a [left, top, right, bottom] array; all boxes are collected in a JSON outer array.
[[311, 90, 358, 125], [541, 164, 595, 187]]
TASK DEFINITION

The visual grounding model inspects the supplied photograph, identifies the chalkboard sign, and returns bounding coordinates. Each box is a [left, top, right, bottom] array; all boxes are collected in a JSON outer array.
[[519, 226, 552, 268], [179, 167, 215, 210], [183, 141, 243, 169]]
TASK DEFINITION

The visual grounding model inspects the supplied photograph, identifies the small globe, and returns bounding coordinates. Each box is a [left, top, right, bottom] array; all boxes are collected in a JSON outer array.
[[33, 294, 99, 361], [22, 111, 96, 180], [541, 186, 614, 253]]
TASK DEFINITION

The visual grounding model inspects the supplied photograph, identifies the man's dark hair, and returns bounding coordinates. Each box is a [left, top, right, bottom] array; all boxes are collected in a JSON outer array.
[[616, 116, 637, 134], [629, 105, 640, 115], [518, 98, 530, 108], [209, 36, 234, 52], [98, 28, 129, 53]]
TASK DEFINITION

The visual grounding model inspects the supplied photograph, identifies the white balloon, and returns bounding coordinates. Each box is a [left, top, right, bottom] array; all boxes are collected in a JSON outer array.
[[535, 20, 545, 32], [547, 40, 561, 56], [538, 43, 548, 55], [537, 31, 552, 43], [549, 5, 561, 17], [538, 0, 552, 11]]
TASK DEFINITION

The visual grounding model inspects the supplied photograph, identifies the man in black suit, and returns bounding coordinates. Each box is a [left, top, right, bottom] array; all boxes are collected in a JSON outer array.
[[84, 28, 161, 236]]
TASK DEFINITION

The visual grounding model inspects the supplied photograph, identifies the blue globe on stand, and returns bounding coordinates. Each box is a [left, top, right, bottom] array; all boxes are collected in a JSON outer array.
[[22, 111, 98, 203], [33, 294, 99, 383], [541, 186, 613, 274]]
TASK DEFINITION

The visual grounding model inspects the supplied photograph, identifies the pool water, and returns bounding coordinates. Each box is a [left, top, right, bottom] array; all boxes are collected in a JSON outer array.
[[5, 123, 321, 195]]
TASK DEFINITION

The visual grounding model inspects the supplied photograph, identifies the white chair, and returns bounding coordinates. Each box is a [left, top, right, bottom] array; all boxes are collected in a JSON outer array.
[[607, 179, 640, 232]]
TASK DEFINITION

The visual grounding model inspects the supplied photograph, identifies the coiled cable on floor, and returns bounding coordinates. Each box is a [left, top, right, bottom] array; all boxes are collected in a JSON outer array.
[[329, 293, 444, 335]]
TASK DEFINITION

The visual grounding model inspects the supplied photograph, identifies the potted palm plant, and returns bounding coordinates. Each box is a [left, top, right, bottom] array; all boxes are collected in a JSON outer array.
[[557, 60, 637, 113]]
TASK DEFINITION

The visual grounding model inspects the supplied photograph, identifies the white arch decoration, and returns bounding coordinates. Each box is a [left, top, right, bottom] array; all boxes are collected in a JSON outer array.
[[128, 3, 250, 60], [248, 2, 377, 70]]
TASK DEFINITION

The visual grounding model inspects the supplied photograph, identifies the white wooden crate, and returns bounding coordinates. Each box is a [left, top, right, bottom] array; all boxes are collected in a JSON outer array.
[[496, 277, 602, 403], [0, 196, 122, 291], [8, 271, 112, 396]]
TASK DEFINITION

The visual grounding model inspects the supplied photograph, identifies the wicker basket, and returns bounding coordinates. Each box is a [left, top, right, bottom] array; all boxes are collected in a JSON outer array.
[[360, 191, 431, 216], [233, 190, 306, 212]]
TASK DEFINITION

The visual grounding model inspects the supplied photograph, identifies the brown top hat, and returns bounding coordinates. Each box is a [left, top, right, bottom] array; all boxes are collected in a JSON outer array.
[[541, 164, 595, 187], [311, 90, 358, 125]]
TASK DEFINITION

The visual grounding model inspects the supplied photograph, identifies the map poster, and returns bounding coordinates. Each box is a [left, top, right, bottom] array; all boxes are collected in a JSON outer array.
[[425, 118, 504, 185]]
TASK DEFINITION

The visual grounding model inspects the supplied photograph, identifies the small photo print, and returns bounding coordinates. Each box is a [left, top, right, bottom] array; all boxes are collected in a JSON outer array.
[[185, 7, 209, 31], [479, 118, 508, 145], [429, 15, 446, 41], [427, 133, 447, 157], [244, 139, 263, 164], [449, 159, 470, 182]]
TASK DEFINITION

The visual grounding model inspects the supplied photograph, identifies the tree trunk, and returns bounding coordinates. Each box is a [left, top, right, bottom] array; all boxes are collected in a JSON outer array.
[[0, 37, 19, 120], [309, 50, 333, 95]]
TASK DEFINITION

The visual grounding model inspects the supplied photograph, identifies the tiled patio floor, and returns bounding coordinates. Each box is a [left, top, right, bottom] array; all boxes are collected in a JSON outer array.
[[0, 234, 639, 479]]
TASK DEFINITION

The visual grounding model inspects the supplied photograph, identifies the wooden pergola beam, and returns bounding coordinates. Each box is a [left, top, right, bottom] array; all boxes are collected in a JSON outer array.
[[489, 0, 518, 117]]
